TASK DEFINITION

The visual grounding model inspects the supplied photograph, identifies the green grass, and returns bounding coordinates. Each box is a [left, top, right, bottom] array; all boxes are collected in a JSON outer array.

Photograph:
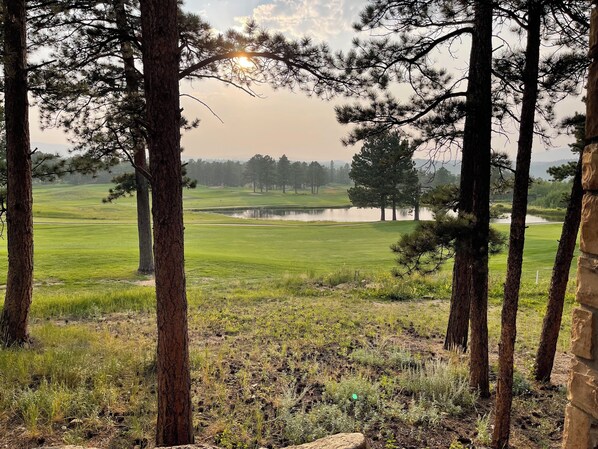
[[0, 183, 576, 449], [32, 184, 352, 221]]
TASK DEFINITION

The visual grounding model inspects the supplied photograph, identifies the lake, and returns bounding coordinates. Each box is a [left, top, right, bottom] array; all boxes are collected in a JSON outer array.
[[208, 207, 553, 223]]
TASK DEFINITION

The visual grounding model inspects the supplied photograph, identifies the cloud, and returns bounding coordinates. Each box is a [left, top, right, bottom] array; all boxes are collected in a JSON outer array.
[[235, 0, 363, 42]]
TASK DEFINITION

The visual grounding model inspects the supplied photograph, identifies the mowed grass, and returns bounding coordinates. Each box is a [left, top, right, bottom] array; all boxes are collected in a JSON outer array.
[[0, 183, 577, 449], [32, 183, 352, 221], [16, 183, 576, 284]]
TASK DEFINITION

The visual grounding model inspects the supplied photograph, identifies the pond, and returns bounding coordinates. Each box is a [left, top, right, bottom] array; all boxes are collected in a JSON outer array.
[[207, 207, 553, 223]]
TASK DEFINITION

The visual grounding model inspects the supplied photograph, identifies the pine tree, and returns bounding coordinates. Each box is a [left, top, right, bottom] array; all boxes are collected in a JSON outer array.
[[534, 113, 585, 382], [0, 0, 33, 346]]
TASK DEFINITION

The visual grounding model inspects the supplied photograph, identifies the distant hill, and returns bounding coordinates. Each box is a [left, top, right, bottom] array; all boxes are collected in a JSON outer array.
[[528, 159, 576, 180], [414, 158, 576, 180]]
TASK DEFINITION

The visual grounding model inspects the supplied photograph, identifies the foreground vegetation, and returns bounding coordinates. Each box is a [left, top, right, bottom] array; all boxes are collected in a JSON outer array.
[[0, 184, 575, 448]]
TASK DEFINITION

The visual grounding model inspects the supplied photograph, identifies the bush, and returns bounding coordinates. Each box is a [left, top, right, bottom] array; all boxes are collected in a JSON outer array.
[[398, 359, 477, 417], [281, 404, 355, 445]]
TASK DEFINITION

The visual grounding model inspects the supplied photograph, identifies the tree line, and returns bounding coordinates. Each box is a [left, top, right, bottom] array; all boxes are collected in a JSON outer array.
[[185, 156, 351, 191]]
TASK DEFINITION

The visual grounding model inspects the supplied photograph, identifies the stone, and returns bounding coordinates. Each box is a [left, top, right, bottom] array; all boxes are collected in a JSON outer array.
[[563, 404, 598, 449], [572, 308, 595, 360], [568, 358, 598, 420], [580, 194, 598, 255], [283, 433, 368, 449], [577, 254, 598, 308], [583, 144, 598, 191]]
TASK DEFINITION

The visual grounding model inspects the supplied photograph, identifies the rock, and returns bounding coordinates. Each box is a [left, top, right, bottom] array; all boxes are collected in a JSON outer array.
[[580, 194, 598, 255], [283, 433, 368, 449], [583, 144, 598, 191], [571, 307, 595, 360], [568, 358, 598, 420], [562, 404, 598, 449], [577, 254, 598, 308]]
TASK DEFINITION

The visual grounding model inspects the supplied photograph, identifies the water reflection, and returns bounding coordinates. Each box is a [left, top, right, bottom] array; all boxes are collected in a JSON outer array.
[[211, 207, 552, 223]]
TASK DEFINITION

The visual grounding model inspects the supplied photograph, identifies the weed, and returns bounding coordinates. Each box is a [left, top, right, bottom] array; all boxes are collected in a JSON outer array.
[[395, 400, 442, 427], [350, 347, 417, 371], [280, 403, 356, 445], [475, 414, 492, 447], [399, 359, 477, 417], [513, 370, 532, 396], [324, 376, 381, 422]]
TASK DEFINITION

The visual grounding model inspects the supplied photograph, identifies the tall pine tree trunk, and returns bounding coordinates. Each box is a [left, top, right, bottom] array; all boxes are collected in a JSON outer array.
[[444, 0, 489, 353], [466, 0, 493, 398], [534, 151, 583, 382], [0, 0, 34, 347], [493, 3, 542, 446], [140, 0, 193, 445], [134, 152, 154, 274], [114, 0, 154, 275], [392, 196, 397, 221], [445, 246, 473, 350]]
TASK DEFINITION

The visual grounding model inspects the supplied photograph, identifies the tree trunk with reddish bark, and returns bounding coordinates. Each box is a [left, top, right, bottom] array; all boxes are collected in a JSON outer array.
[[534, 151, 583, 382], [114, 0, 154, 275], [465, 0, 493, 398], [139, 0, 194, 445], [0, 0, 34, 347], [493, 3, 542, 446]]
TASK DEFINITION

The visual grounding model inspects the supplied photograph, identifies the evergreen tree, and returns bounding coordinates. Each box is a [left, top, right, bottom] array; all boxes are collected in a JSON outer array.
[[277, 155, 291, 193], [139, 0, 193, 444], [0, 0, 33, 346], [348, 132, 415, 221], [291, 161, 305, 193], [534, 113, 584, 382]]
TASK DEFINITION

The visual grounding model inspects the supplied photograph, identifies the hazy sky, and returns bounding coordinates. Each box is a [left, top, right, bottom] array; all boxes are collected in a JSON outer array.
[[30, 0, 583, 163], [179, 0, 366, 162]]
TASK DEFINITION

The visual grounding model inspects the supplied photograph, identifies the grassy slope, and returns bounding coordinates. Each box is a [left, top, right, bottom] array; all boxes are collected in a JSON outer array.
[[0, 183, 576, 449], [25, 184, 572, 281]]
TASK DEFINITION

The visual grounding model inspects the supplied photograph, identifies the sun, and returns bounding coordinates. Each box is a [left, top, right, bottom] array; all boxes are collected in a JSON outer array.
[[235, 56, 255, 70]]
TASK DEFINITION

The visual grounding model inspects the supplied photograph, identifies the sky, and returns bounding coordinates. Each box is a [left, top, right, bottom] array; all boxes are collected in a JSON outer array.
[[30, 0, 584, 164]]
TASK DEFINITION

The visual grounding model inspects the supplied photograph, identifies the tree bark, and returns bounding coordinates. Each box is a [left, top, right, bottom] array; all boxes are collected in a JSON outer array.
[[493, 3, 542, 446], [0, 0, 34, 347], [380, 198, 386, 221], [392, 196, 397, 221], [534, 151, 583, 382], [444, 0, 485, 352], [113, 0, 155, 275], [134, 152, 154, 274], [466, 0, 493, 398], [445, 249, 472, 350], [140, 0, 194, 445]]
